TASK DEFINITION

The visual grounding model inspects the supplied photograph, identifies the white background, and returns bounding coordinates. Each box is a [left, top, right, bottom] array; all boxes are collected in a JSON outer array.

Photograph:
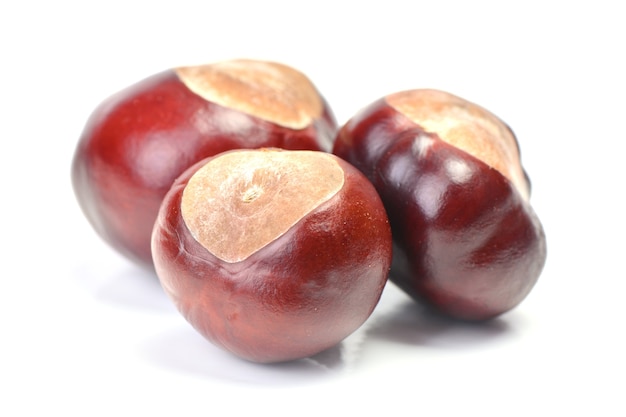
[[2, 1, 624, 415]]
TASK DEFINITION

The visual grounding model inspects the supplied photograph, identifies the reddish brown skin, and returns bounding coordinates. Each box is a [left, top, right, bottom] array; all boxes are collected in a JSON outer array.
[[333, 98, 546, 321], [151, 151, 392, 363], [71, 70, 337, 268]]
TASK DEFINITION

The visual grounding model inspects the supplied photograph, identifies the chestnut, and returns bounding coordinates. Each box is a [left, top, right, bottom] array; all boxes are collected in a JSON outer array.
[[333, 89, 547, 321], [71, 59, 337, 268], [151, 148, 392, 363]]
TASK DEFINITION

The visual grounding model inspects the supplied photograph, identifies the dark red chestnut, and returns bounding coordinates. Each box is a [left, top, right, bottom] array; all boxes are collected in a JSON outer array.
[[71, 59, 337, 268], [333, 89, 547, 321], [151, 148, 392, 363]]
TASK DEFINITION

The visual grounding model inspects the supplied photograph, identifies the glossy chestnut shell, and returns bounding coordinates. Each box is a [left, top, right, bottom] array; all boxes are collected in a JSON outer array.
[[333, 90, 546, 320], [72, 59, 337, 268], [151, 149, 392, 362]]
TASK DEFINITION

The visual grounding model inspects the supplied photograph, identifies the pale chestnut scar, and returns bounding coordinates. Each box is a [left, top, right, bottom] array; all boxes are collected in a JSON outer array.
[[181, 149, 345, 263], [386, 89, 530, 201], [175, 59, 323, 130]]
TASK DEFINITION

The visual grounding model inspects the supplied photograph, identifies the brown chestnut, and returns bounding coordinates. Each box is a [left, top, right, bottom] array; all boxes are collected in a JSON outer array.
[[71, 59, 337, 268], [151, 148, 392, 363], [333, 89, 547, 321]]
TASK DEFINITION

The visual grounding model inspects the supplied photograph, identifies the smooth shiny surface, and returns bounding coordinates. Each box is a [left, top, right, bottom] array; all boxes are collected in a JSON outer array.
[[71, 67, 337, 268], [334, 98, 546, 320], [152, 152, 392, 363]]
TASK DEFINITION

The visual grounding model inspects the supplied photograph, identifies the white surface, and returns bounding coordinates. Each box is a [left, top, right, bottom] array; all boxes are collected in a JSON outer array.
[[2, 1, 624, 415]]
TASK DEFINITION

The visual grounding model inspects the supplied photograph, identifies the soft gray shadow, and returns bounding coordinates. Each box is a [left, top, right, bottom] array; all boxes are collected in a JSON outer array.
[[73, 259, 175, 314], [140, 325, 346, 386], [74, 256, 349, 383], [365, 298, 517, 349]]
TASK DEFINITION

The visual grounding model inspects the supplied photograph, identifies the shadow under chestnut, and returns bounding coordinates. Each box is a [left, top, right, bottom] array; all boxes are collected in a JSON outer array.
[[76, 262, 519, 384]]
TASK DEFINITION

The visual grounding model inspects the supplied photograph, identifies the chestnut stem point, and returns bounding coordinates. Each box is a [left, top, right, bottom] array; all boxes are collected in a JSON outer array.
[[181, 149, 345, 263], [386, 89, 530, 200], [175, 59, 323, 130]]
